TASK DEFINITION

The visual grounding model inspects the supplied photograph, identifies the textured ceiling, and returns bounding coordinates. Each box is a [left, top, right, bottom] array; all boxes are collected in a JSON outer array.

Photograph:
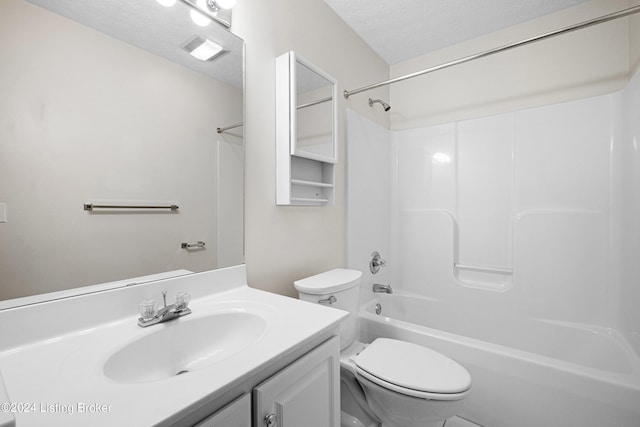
[[323, 0, 592, 64]]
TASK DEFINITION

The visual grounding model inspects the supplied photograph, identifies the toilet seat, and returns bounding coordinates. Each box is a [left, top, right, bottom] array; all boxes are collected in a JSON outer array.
[[353, 338, 471, 400]]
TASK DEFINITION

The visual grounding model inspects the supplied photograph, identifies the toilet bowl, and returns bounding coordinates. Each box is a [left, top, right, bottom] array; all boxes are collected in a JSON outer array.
[[294, 269, 471, 427]]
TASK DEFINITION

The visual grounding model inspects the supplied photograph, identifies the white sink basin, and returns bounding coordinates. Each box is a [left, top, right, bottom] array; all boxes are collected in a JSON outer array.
[[103, 311, 267, 383]]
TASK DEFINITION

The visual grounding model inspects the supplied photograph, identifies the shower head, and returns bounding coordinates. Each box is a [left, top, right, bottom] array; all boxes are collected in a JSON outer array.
[[368, 98, 391, 112]]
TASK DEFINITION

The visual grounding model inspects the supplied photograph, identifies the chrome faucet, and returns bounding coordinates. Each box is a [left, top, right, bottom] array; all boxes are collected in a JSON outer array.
[[372, 283, 393, 294], [137, 291, 191, 327]]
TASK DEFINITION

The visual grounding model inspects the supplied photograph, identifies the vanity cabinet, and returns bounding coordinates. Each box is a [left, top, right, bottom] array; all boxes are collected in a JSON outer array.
[[276, 51, 338, 206], [188, 335, 340, 427], [253, 336, 340, 427], [194, 394, 251, 427]]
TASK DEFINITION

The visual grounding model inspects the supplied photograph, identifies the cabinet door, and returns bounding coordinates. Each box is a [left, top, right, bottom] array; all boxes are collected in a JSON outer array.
[[194, 394, 251, 427], [254, 336, 340, 427]]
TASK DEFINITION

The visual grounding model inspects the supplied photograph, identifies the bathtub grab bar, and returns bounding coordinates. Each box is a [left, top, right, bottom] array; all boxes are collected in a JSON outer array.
[[454, 263, 513, 275]]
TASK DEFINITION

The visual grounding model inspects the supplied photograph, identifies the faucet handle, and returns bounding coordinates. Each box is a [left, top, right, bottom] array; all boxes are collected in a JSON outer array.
[[369, 251, 386, 274], [139, 299, 157, 321], [175, 291, 190, 310]]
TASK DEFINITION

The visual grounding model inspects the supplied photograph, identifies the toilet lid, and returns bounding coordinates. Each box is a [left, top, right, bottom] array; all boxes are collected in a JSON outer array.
[[353, 338, 471, 399], [293, 269, 362, 294]]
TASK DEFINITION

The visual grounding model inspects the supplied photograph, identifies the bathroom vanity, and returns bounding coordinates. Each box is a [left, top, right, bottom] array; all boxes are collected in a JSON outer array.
[[0, 265, 345, 426]]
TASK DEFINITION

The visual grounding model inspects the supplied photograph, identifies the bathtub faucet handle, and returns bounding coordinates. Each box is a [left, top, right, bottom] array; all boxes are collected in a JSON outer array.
[[370, 251, 386, 274]]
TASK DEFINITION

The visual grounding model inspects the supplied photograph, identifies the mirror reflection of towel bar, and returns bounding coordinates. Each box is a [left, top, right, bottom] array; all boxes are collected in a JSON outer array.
[[181, 241, 206, 249], [84, 203, 179, 211], [216, 122, 244, 134]]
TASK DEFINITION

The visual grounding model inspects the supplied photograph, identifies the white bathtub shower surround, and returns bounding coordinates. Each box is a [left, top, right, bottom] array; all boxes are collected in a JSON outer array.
[[390, 70, 640, 326], [359, 294, 640, 427], [393, 93, 613, 299], [349, 69, 640, 327], [346, 68, 640, 426], [0, 266, 345, 426], [619, 66, 640, 352], [345, 109, 393, 302]]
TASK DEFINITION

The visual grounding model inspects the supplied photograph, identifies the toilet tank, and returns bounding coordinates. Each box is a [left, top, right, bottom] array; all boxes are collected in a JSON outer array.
[[294, 269, 362, 350]]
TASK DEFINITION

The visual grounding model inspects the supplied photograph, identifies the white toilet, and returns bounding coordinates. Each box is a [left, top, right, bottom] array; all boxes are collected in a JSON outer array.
[[294, 269, 471, 427]]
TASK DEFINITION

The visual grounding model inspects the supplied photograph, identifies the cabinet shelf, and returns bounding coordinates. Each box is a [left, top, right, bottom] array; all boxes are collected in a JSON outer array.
[[290, 179, 335, 189], [277, 154, 335, 206], [291, 197, 330, 204]]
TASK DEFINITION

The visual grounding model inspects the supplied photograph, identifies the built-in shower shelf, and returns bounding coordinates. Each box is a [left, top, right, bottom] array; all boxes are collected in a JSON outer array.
[[290, 179, 334, 188], [454, 263, 514, 291]]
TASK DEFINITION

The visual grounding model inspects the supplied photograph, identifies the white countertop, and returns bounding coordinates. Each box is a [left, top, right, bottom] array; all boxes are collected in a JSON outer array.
[[0, 266, 346, 426]]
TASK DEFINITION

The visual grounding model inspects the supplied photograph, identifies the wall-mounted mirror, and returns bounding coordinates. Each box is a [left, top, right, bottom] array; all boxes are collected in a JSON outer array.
[[293, 56, 338, 162], [277, 51, 337, 164], [0, 0, 244, 307], [276, 52, 337, 206]]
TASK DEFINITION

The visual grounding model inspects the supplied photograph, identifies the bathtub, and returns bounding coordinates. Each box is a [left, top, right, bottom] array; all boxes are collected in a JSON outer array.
[[358, 293, 640, 427]]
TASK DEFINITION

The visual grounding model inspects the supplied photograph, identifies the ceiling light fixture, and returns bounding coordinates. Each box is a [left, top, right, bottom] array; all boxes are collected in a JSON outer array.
[[182, 36, 229, 62], [190, 0, 212, 26], [177, 0, 233, 29], [155, 0, 177, 7]]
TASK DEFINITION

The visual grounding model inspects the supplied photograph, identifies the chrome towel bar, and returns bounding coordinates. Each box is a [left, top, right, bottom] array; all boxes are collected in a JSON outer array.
[[84, 203, 179, 211], [181, 241, 206, 249]]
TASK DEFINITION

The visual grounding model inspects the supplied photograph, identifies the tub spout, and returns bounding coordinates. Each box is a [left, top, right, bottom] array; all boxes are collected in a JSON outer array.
[[373, 284, 393, 294]]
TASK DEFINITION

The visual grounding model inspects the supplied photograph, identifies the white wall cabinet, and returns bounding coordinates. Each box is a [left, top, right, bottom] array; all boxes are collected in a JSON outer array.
[[253, 336, 341, 427], [276, 51, 338, 206]]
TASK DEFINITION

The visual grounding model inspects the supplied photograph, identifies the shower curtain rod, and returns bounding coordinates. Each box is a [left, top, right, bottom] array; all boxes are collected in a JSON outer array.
[[343, 5, 640, 99]]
